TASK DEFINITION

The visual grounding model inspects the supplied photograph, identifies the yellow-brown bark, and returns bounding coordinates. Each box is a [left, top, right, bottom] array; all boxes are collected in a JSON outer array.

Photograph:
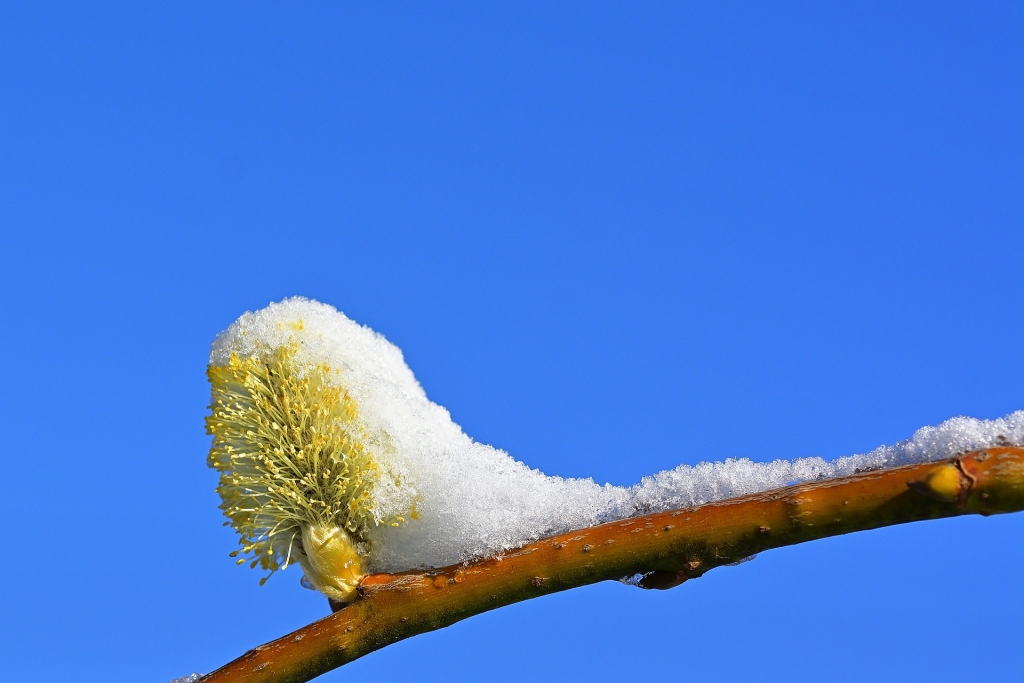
[[199, 447, 1024, 683]]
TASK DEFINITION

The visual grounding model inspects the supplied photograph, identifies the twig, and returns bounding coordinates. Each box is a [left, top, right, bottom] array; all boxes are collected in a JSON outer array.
[[199, 447, 1024, 683]]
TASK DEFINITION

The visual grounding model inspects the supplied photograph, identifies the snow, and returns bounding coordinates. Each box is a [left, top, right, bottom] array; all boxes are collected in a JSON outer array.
[[210, 297, 1024, 574]]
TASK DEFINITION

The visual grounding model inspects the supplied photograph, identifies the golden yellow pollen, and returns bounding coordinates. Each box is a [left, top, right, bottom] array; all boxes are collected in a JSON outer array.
[[205, 334, 406, 601]]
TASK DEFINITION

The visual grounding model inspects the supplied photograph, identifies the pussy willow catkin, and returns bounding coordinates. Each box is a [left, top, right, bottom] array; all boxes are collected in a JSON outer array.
[[206, 335, 406, 602]]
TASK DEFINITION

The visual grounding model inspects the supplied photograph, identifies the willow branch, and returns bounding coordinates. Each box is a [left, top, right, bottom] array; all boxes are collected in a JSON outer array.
[[199, 447, 1024, 683]]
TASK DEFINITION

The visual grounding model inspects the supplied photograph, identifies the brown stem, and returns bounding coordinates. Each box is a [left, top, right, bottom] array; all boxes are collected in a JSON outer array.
[[199, 447, 1024, 683]]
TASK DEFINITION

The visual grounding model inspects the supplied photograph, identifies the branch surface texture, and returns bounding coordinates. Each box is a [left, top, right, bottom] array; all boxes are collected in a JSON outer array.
[[199, 446, 1024, 683]]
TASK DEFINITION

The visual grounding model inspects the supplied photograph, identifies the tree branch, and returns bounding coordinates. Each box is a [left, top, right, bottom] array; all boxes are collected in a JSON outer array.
[[199, 447, 1024, 683]]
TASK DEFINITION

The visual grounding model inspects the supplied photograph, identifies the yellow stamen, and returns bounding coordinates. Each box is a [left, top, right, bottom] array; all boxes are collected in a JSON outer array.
[[205, 333, 407, 601]]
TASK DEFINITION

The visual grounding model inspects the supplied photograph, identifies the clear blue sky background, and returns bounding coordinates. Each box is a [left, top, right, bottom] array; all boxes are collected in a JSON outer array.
[[1, 3, 1021, 681]]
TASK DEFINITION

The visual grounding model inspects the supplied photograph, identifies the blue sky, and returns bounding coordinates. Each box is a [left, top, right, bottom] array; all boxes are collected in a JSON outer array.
[[1, 3, 1021, 681]]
